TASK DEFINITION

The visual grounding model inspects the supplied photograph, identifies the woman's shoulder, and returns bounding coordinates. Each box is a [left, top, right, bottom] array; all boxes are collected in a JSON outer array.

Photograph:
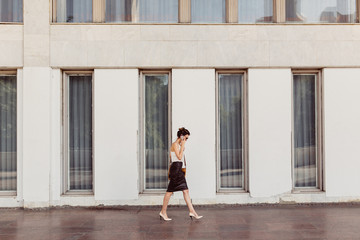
[[170, 142, 180, 150]]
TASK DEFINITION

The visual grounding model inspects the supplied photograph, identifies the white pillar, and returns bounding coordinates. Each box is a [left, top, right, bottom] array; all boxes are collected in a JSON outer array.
[[22, 0, 51, 207], [94, 69, 139, 202], [172, 69, 216, 200], [248, 69, 292, 198]]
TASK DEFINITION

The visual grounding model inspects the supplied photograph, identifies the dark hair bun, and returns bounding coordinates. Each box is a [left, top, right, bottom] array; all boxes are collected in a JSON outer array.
[[177, 127, 190, 138]]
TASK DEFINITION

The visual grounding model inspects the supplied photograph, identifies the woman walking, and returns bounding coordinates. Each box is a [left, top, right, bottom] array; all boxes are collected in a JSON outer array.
[[159, 127, 203, 221]]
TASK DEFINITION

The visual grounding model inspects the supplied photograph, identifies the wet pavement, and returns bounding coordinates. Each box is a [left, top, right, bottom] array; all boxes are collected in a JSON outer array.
[[0, 204, 360, 239]]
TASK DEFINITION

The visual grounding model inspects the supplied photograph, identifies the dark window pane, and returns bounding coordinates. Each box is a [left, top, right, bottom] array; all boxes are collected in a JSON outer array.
[[106, 0, 132, 22], [69, 75, 93, 190], [0, 75, 17, 191], [219, 74, 243, 189], [57, 0, 93, 23], [293, 74, 317, 188], [144, 75, 169, 190], [0, 0, 23, 22]]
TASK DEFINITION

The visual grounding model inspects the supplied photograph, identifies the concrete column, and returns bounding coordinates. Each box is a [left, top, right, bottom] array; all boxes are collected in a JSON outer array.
[[324, 68, 360, 197], [94, 69, 139, 202], [248, 69, 292, 198], [172, 69, 216, 201], [22, 0, 51, 208]]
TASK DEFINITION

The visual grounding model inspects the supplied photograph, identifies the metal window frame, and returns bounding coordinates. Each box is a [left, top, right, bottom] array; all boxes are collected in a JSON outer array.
[[358, 0, 360, 22], [0, 71, 18, 196], [291, 70, 324, 193], [139, 70, 172, 194], [215, 70, 248, 193], [274, 0, 285, 23], [61, 70, 94, 196]]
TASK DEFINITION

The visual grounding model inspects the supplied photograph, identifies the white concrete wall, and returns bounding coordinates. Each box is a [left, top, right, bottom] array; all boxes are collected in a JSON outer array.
[[0, 26, 23, 67], [49, 69, 62, 205], [248, 69, 292, 198], [94, 69, 139, 202], [172, 69, 216, 201], [324, 68, 360, 198], [23, 0, 50, 67], [22, 67, 51, 208], [50, 25, 360, 68]]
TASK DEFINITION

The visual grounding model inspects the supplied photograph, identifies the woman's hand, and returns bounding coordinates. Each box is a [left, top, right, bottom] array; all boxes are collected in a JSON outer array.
[[181, 137, 186, 147]]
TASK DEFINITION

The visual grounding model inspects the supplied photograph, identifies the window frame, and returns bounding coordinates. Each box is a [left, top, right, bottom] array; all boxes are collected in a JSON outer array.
[[215, 70, 248, 193], [139, 70, 172, 194], [291, 70, 324, 193], [0, 70, 18, 196], [62, 70, 94, 195]]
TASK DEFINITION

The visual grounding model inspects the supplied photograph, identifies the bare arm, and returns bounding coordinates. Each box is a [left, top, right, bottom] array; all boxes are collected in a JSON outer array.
[[173, 140, 185, 160]]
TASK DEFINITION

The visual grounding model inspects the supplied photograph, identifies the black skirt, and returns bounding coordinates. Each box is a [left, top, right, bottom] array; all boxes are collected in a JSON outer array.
[[167, 162, 188, 192]]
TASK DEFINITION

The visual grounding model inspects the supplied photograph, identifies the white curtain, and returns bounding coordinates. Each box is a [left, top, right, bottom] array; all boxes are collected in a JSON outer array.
[[293, 75, 317, 188], [106, 0, 132, 22], [286, 0, 356, 23], [57, 0, 93, 23], [191, 0, 225, 23], [238, 0, 273, 23], [0, 0, 23, 22], [218, 74, 243, 189], [0, 76, 17, 191], [137, 0, 178, 23], [144, 75, 169, 190], [69, 76, 93, 190]]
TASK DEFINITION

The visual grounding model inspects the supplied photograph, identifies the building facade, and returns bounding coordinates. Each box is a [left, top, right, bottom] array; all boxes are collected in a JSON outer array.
[[1, 0, 360, 208]]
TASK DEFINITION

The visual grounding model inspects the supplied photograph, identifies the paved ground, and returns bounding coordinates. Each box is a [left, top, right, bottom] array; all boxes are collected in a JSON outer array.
[[0, 204, 360, 240]]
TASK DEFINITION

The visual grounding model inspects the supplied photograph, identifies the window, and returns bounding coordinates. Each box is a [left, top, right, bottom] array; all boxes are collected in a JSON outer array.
[[105, 0, 179, 23], [53, 0, 360, 24], [238, 0, 273, 23], [0, 0, 23, 23], [140, 71, 171, 191], [191, 0, 226, 23], [137, 0, 178, 23], [0, 73, 17, 193], [216, 72, 247, 192], [106, 0, 132, 22], [63, 73, 93, 193], [292, 72, 323, 190], [286, 0, 357, 23], [55, 0, 93, 23]]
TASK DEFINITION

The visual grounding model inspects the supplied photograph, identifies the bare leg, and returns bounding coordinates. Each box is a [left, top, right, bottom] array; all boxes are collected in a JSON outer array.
[[160, 192, 172, 218], [182, 189, 198, 215]]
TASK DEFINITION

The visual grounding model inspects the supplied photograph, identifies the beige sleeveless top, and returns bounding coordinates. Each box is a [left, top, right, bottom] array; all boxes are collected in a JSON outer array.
[[170, 145, 186, 168]]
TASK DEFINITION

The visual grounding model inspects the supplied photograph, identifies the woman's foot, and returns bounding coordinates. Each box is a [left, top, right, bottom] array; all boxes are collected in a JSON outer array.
[[189, 212, 203, 220], [159, 212, 172, 221]]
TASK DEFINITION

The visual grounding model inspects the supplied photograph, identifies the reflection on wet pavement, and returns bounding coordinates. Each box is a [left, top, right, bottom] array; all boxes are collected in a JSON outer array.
[[0, 204, 359, 239]]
